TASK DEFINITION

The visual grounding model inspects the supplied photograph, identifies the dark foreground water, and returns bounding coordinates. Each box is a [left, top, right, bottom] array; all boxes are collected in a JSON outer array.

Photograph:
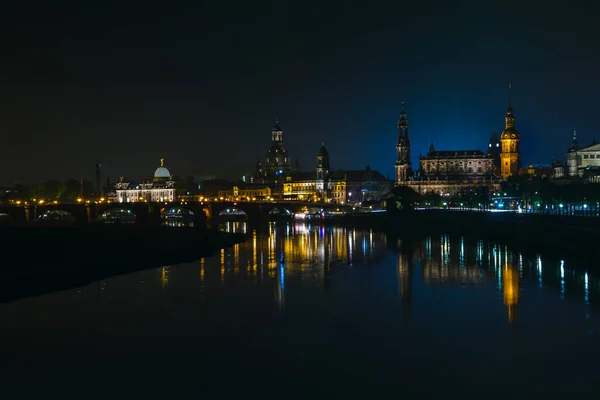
[[1, 222, 599, 397]]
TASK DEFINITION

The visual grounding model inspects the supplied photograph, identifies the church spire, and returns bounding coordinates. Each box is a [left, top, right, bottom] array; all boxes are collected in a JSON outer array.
[[508, 83, 512, 109], [398, 101, 408, 138]]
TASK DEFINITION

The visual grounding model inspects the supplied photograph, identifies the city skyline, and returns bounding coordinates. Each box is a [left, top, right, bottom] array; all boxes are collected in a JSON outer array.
[[1, 1, 599, 184]]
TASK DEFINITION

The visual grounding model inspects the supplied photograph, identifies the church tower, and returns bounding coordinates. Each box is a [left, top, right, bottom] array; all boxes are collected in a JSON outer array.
[[395, 102, 412, 184], [316, 143, 330, 200], [567, 128, 579, 177], [500, 85, 521, 179]]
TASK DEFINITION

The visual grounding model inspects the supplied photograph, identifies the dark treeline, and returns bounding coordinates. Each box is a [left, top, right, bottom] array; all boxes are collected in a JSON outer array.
[[389, 175, 600, 215], [2, 179, 96, 204]]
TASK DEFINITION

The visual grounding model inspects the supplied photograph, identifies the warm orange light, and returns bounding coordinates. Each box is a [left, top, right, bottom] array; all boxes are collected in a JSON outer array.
[[100, 197, 105, 201], [77, 198, 83, 203], [38, 199, 44, 204]]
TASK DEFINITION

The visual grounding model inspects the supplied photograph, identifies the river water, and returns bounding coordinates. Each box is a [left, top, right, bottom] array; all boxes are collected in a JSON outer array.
[[1, 222, 599, 397]]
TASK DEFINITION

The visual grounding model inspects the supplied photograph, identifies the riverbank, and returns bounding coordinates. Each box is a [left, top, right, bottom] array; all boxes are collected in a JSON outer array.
[[339, 210, 599, 262], [0, 225, 245, 303]]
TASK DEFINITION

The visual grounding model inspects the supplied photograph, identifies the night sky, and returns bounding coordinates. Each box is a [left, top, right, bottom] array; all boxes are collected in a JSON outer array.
[[1, 1, 598, 185]]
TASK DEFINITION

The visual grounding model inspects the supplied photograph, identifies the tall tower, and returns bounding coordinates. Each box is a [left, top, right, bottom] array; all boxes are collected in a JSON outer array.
[[567, 128, 579, 177], [95, 159, 102, 197], [500, 84, 521, 179], [488, 131, 501, 169], [316, 143, 330, 200], [395, 102, 412, 184], [264, 119, 291, 179]]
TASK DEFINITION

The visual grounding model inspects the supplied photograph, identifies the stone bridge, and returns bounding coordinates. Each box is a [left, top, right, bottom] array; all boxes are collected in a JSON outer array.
[[0, 201, 337, 225]]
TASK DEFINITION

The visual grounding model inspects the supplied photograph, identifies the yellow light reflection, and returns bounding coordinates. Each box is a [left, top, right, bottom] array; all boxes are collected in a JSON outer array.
[[503, 264, 519, 325]]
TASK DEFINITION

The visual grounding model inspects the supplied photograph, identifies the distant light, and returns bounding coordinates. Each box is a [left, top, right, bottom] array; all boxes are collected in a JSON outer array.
[[584, 204, 588, 209], [559, 203, 564, 208]]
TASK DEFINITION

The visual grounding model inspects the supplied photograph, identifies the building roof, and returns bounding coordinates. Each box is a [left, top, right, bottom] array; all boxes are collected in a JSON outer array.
[[289, 171, 316, 181], [423, 150, 491, 159], [576, 143, 600, 152], [331, 168, 388, 182]]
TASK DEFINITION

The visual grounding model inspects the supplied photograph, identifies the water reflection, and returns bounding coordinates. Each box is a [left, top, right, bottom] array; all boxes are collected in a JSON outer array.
[[1, 222, 600, 395]]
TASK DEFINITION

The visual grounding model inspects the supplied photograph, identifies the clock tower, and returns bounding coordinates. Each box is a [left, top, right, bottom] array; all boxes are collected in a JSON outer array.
[[500, 85, 521, 179]]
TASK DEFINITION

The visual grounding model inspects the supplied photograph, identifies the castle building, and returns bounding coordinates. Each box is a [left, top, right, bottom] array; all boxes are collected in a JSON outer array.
[[114, 159, 177, 203], [566, 130, 600, 180], [420, 143, 495, 179], [394, 103, 499, 196], [395, 102, 412, 183], [283, 143, 390, 204], [263, 120, 291, 179], [500, 85, 521, 179]]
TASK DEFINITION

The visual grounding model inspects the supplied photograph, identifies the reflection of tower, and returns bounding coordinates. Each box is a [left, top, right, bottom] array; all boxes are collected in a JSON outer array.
[[275, 264, 285, 312], [500, 84, 521, 179], [323, 229, 332, 292], [502, 264, 519, 325], [395, 102, 412, 183], [161, 266, 169, 289], [397, 250, 413, 322]]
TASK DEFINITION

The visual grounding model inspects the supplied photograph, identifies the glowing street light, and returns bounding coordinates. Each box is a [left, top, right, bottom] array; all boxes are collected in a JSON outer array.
[[77, 198, 83, 203]]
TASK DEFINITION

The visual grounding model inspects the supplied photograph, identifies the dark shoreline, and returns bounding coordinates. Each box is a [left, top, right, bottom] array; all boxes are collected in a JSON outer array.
[[338, 210, 599, 263], [0, 225, 245, 304]]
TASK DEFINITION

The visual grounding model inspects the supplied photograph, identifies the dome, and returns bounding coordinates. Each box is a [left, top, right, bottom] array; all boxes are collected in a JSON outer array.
[[154, 158, 171, 179], [154, 167, 171, 179], [268, 144, 288, 156]]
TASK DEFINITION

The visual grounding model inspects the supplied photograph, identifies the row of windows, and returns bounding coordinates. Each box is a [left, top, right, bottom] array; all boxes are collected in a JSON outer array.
[[422, 160, 490, 165], [425, 167, 486, 173], [267, 157, 288, 163], [583, 154, 598, 159]]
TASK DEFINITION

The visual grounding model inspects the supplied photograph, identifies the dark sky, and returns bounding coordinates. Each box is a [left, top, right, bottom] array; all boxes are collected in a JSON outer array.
[[1, 0, 598, 185]]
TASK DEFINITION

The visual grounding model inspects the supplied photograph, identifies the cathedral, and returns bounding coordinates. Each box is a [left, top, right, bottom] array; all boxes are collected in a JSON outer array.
[[395, 88, 520, 195], [257, 120, 292, 181]]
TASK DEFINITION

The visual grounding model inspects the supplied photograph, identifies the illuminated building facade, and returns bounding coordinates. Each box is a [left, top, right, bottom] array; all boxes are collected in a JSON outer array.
[[283, 144, 389, 203], [115, 159, 176, 203], [217, 184, 272, 201], [420, 145, 495, 179], [500, 85, 521, 179]]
